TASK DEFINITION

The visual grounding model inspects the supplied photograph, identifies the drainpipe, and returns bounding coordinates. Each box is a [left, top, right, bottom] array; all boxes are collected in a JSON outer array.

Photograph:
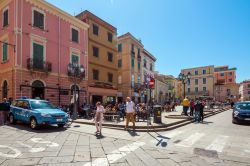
[[58, 17, 61, 105]]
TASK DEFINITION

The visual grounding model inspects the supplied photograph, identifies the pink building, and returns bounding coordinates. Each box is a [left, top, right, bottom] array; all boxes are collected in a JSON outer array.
[[239, 80, 250, 101], [0, 0, 89, 106]]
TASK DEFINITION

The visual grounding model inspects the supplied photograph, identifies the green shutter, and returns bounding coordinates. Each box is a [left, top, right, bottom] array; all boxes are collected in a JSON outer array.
[[131, 58, 134, 68], [33, 43, 44, 69], [2, 43, 8, 62], [72, 55, 79, 64]]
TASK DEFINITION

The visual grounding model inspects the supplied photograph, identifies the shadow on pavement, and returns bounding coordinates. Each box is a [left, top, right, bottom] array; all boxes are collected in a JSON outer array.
[[5, 122, 68, 133], [147, 132, 168, 148], [127, 130, 140, 137], [201, 121, 214, 125]]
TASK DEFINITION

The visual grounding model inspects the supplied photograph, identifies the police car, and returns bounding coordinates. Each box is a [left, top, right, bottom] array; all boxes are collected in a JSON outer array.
[[9, 98, 68, 129]]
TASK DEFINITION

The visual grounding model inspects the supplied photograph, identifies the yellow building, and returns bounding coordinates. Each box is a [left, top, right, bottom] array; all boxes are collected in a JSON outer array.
[[117, 33, 144, 103], [181, 65, 215, 99], [76, 11, 118, 104]]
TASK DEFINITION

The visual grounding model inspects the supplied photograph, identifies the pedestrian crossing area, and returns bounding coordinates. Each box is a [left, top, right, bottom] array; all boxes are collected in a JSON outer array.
[[149, 130, 250, 158]]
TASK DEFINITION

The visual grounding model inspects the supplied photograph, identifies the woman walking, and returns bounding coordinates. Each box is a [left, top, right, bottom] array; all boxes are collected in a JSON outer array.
[[94, 102, 105, 135]]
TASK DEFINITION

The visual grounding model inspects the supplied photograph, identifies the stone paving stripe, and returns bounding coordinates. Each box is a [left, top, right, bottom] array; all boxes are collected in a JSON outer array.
[[83, 141, 145, 166], [176, 132, 205, 147], [206, 135, 229, 153]]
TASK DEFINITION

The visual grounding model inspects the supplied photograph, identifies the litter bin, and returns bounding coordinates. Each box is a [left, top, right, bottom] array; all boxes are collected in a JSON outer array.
[[153, 105, 162, 123], [0, 102, 10, 125]]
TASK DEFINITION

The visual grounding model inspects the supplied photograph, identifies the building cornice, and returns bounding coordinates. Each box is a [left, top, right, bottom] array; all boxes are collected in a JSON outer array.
[[25, 0, 89, 30], [118, 32, 144, 48], [0, 0, 11, 11]]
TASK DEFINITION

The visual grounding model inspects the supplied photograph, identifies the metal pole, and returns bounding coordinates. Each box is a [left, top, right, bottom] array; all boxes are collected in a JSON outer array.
[[73, 70, 77, 120], [183, 82, 186, 98]]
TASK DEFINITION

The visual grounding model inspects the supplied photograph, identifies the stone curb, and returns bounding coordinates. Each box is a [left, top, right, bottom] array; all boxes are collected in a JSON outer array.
[[73, 107, 231, 132]]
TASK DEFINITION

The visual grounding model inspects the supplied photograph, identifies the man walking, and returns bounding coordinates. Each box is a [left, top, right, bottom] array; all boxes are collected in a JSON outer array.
[[182, 97, 190, 116], [125, 97, 135, 131]]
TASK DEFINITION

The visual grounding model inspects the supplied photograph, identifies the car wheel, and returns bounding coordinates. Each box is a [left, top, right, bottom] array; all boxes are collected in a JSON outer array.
[[30, 117, 38, 129], [232, 118, 237, 124], [58, 124, 65, 128], [9, 114, 16, 124]]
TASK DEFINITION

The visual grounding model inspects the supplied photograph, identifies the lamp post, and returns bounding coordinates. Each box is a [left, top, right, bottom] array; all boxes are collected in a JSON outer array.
[[67, 63, 85, 120], [178, 72, 191, 99]]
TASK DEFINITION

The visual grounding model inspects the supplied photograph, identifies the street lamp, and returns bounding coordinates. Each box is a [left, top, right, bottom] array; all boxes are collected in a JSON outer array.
[[67, 63, 85, 120], [178, 72, 191, 99]]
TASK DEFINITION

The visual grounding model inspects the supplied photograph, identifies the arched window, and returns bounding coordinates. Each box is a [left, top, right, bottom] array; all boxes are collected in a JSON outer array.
[[2, 80, 8, 99]]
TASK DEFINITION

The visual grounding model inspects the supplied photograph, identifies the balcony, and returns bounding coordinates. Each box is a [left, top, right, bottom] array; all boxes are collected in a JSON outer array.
[[27, 58, 52, 73], [137, 55, 141, 61]]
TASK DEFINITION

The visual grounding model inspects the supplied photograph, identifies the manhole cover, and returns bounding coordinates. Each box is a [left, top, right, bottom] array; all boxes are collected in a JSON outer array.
[[193, 148, 218, 158]]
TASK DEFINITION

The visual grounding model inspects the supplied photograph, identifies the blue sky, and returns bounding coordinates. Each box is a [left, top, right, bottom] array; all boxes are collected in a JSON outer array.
[[47, 0, 250, 83]]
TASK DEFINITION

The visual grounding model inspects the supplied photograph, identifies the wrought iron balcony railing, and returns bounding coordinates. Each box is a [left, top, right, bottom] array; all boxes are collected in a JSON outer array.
[[27, 58, 52, 73]]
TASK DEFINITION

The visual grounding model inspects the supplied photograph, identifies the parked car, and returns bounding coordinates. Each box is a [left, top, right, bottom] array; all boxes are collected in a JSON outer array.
[[9, 98, 68, 129], [232, 102, 250, 124]]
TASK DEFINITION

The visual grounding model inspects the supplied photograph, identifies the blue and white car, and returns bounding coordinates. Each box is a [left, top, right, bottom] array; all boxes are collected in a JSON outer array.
[[232, 101, 250, 124], [9, 98, 68, 129]]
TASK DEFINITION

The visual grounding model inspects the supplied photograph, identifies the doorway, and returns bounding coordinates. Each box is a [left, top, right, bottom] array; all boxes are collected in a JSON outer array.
[[92, 95, 103, 105], [32, 80, 45, 99]]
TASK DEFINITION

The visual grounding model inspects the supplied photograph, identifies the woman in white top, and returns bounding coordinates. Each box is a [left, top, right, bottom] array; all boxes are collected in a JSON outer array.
[[94, 102, 105, 135]]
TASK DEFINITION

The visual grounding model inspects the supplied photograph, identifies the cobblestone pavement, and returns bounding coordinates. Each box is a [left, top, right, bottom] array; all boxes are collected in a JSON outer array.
[[0, 109, 250, 166]]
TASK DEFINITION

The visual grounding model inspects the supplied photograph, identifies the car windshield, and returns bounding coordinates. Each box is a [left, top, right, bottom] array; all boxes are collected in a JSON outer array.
[[30, 101, 56, 109], [235, 103, 250, 110]]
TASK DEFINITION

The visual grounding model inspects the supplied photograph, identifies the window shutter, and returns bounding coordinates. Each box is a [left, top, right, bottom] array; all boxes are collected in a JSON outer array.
[[3, 10, 8, 27], [2, 43, 7, 61]]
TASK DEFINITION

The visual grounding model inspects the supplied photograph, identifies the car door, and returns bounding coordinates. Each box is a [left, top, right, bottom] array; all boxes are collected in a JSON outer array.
[[21, 101, 32, 123], [12, 100, 23, 121]]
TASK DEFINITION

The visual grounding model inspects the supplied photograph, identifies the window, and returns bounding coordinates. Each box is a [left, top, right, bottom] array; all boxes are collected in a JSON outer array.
[[228, 79, 232, 82], [71, 54, 79, 64], [229, 72, 233, 76], [138, 48, 140, 56], [220, 73, 225, 76], [2, 80, 7, 99], [188, 88, 190, 93], [195, 87, 198, 93], [248, 91, 250, 95], [138, 62, 141, 70], [138, 76, 141, 83], [248, 84, 250, 88], [195, 70, 198, 75], [3, 9, 8, 27], [107, 32, 112, 42], [118, 44, 122, 52], [203, 69, 206, 74], [131, 58, 134, 68], [203, 87, 207, 92], [71, 28, 79, 43], [33, 10, 44, 29], [118, 59, 122, 68], [107, 52, 113, 62], [33, 43, 44, 69], [108, 73, 113, 82], [93, 46, 99, 57], [203, 78, 206, 84], [195, 79, 198, 85], [93, 24, 99, 35], [150, 64, 153, 71], [143, 59, 147, 68], [93, 69, 99, 80], [131, 44, 134, 52], [187, 79, 190, 86], [2, 42, 8, 62], [131, 74, 134, 87]]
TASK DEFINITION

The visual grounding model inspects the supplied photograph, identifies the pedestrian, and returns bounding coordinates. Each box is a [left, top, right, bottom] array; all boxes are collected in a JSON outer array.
[[194, 99, 202, 123], [230, 101, 235, 109], [124, 97, 136, 131], [94, 101, 105, 135], [182, 97, 190, 116], [201, 100, 205, 122], [190, 99, 195, 116]]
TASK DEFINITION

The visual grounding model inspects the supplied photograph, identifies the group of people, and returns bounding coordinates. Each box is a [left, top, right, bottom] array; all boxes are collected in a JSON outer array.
[[182, 97, 205, 123], [94, 97, 137, 135]]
